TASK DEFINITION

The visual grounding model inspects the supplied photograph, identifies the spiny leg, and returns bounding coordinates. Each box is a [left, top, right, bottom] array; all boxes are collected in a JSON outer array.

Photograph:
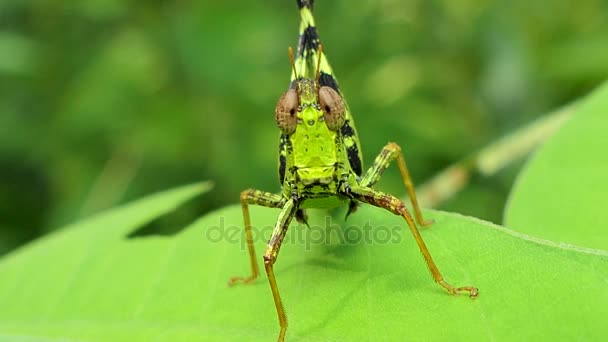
[[346, 185, 478, 298], [360, 142, 433, 227], [228, 189, 284, 286], [263, 198, 297, 342]]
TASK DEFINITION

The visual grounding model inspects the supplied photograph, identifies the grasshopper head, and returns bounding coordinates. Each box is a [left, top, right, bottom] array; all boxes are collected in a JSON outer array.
[[274, 78, 346, 135]]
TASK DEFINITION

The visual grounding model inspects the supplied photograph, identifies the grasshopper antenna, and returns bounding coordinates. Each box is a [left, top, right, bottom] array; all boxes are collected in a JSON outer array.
[[288, 47, 298, 81], [315, 44, 323, 83]]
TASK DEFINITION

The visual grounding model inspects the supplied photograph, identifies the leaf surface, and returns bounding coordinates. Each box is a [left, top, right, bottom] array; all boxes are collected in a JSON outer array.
[[0, 182, 606, 341], [505, 82, 608, 250]]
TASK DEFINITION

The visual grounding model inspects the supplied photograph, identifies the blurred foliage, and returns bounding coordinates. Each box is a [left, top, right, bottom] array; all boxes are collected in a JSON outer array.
[[1, 0, 607, 255]]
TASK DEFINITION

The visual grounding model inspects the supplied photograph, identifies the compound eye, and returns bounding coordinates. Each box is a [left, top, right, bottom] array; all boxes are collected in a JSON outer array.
[[318, 86, 345, 131], [275, 89, 298, 134]]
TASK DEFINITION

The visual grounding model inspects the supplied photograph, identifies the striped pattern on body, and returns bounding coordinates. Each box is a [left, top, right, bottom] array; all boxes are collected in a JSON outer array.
[[279, 0, 363, 184]]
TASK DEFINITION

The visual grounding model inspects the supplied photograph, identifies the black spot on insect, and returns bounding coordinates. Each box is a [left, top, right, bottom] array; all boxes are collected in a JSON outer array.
[[339, 120, 363, 176], [346, 144, 362, 176], [319, 72, 340, 92], [278, 133, 288, 183], [300, 25, 319, 54], [340, 119, 355, 137], [297, 0, 314, 10], [279, 155, 287, 184]]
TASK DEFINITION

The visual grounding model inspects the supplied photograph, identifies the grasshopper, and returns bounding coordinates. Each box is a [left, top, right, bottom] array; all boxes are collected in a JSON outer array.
[[229, 1, 478, 340]]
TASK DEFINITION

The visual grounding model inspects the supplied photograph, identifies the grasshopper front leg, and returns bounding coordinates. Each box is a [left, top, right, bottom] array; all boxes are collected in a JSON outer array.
[[346, 185, 478, 298], [263, 198, 297, 342], [228, 189, 285, 286], [360, 142, 433, 227]]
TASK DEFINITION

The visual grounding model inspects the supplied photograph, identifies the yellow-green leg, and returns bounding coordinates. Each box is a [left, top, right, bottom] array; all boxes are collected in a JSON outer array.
[[228, 189, 284, 286], [360, 142, 433, 227], [347, 185, 478, 298], [263, 198, 297, 342]]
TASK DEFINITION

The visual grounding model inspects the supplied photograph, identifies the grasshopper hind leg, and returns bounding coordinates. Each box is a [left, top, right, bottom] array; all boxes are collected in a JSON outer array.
[[345, 185, 478, 298], [360, 142, 433, 227]]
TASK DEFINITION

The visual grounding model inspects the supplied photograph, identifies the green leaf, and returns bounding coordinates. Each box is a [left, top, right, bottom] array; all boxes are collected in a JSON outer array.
[[0, 182, 606, 340], [505, 82, 608, 250]]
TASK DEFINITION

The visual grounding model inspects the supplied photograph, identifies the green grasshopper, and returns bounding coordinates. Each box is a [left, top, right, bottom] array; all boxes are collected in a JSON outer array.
[[229, 1, 478, 340]]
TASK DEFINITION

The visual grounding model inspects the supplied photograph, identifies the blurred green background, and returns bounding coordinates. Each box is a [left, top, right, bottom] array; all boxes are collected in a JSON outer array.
[[1, 0, 607, 256]]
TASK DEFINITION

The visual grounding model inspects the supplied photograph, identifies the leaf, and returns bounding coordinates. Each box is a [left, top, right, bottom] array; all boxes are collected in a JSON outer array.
[[0, 183, 606, 341], [505, 82, 608, 250]]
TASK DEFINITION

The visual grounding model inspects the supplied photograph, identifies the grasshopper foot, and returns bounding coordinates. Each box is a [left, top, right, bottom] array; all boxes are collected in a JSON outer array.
[[419, 218, 435, 228], [439, 280, 478, 299], [228, 275, 257, 286]]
